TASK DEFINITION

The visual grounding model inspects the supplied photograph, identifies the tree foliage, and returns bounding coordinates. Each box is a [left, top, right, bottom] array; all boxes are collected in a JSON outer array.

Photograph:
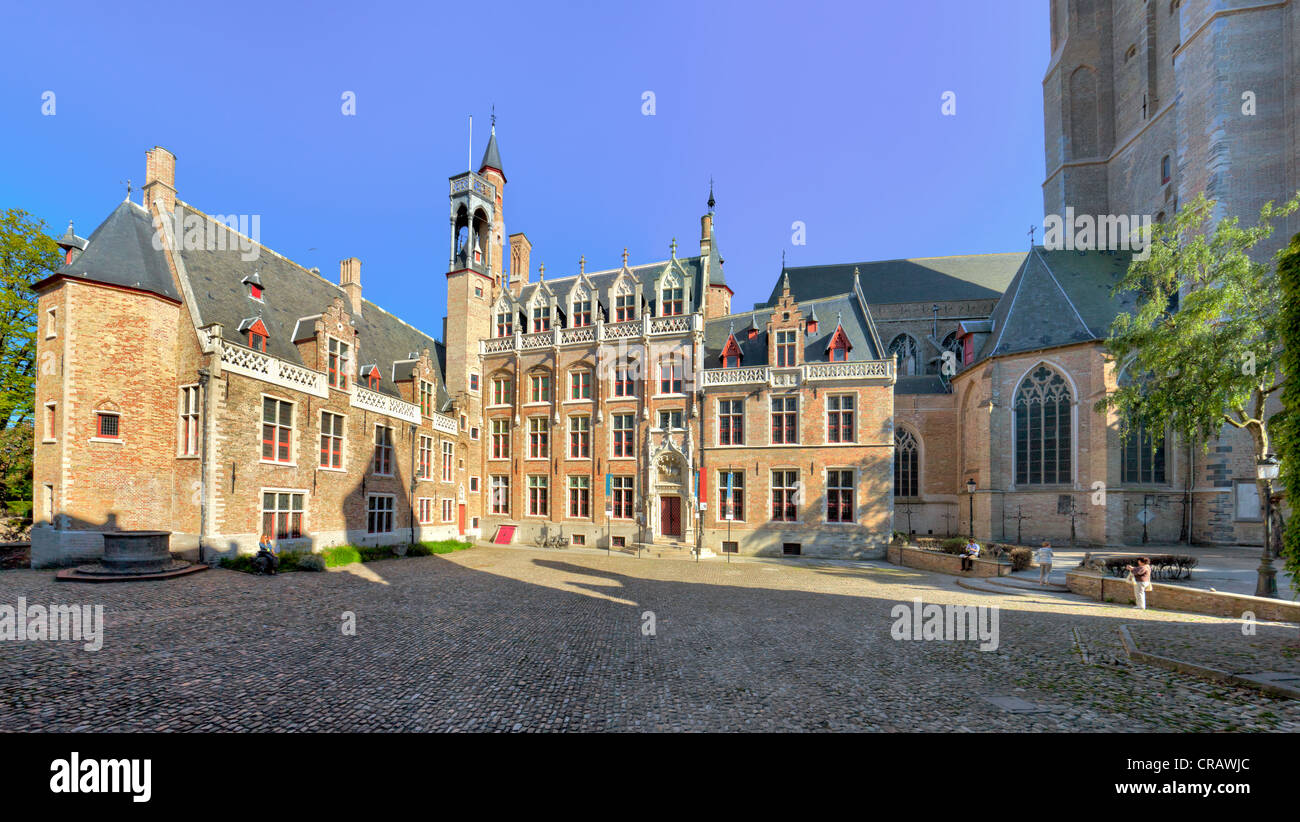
[[0, 422, 33, 509], [1278, 233, 1300, 587], [1097, 193, 1298, 574], [0, 209, 61, 431]]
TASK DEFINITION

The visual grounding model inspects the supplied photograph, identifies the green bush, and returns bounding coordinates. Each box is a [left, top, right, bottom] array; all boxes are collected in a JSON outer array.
[[297, 553, 325, 571], [219, 550, 306, 574], [417, 539, 471, 555], [322, 545, 362, 567], [4, 500, 32, 519], [1008, 547, 1032, 571], [940, 537, 971, 554]]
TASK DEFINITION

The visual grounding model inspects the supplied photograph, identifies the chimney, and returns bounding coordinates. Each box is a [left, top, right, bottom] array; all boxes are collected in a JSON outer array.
[[509, 233, 531, 293], [143, 146, 176, 214], [339, 257, 363, 316]]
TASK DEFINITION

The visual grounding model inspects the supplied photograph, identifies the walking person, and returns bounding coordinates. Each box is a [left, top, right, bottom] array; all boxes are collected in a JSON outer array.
[[960, 538, 980, 572], [1035, 540, 1054, 585], [1125, 556, 1152, 609]]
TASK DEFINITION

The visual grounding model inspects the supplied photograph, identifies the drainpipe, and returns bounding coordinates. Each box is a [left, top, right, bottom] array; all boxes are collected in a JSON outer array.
[[197, 368, 211, 564]]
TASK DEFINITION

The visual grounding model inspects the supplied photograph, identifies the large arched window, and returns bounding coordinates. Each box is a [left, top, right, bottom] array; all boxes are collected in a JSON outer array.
[[888, 334, 921, 376], [1014, 365, 1073, 485], [894, 428, 919, 497], [1117, 370, 1168, 484], [927, 331, 963, 374]]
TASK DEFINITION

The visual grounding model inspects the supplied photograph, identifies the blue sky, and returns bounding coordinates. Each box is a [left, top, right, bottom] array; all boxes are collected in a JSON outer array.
[[2, 0, 1048, 333]]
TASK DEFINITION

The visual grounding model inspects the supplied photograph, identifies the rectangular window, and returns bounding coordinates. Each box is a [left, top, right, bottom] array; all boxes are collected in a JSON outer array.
[[96, 412, 120, 440], [569, 415, 590, 459], [611, 475, 634, 519], [529, 417, 549, 459], [249, 330, 267, 352], [43, 484, 53, 520], [771, 396, 797, 444], [659, 358, 683, 394], [262, 398, 292, 463], [491, 419, 511, 459], [44, 402, 56, 441], [772, 470, 799, 522], [418, 498, 433, 524], [180, 386, 200, 456], [569, 370, 592, 400], [528, 475, 549, 516], [469, 373, 479, 392], [658, 409, 683, 431], [419, 380, 436, 417], [776, 330, 797, 367], [1234, 480, 1261, 522], [372, 424, 393, 475], [532, 306, 550, 333], [613, 360, 634, 397], [490, 475, 510, 515], [328, 337, 349, 389], [615, 294, 636, 322], [530, 374, 552, 403], [320, 411, 344, 469], [568, 475, 590, 518], [46, 306, 57, 339], [496, 311, 514, 338], [827, 394, 855, 443], [572, 300, 592, 327], [718, 399, 744, 445], [718, 471, 744, 521], [367, 495, 394, 534], [469, 476, 479, 492], [442, 498, 454, 522], [661, 286, 683, 316], [722, 541, 738, 554], [417, 435, 434, 479], [492, 377, 512, 406], [612, 413, 635, 458], [442, 440, 454, 482], [827, 469, 854, 523], [262, 491, 305, 539]]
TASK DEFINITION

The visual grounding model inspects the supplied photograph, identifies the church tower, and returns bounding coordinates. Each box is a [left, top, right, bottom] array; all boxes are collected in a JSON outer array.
[[445, 119, 507, 525]]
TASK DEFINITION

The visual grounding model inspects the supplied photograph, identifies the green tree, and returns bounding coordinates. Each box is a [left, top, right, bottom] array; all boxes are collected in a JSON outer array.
[[1277, 233, 1300, 587], [0, 422, 33, 515], [1097, 193, 1299, 580], [0, 208, 61, 431]]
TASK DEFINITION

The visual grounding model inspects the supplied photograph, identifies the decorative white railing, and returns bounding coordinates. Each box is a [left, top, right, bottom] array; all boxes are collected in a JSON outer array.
[[351, 385, 421, 424], [519, 331, 552, 350], [698, 359, 896, 388], [430, 412, 459, 434], [648, 315, 695, 335], [701, 366, 769, 386], [449, 171, 497, 201], [560, 325, 596, 345], [482, 336, 514, 354], [218, 341, 329, 398], [603, 320, 640, 340], [803, 360, 894, 381]]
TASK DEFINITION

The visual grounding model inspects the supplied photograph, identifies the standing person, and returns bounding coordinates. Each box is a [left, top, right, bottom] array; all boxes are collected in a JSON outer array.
[[1035, 540, 1054, 585], [960, 538, 980, 572], [1125, 556, 1152, 609]]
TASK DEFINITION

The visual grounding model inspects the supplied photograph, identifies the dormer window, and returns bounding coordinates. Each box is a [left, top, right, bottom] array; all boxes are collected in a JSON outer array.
[[572, 299, 592, 327], [242, 271, 265, 302], [249, 283, 263, 300], [240, 317, 269, 353], [775, 329, 797, 367], [361, 366, 380, 390], [615, 293, 636, 322], [496, 310, 513, 337], [721, 333, 743, 369], [806, 319, 818, 335], [532, 305, 550, 333], [661, 285, 683, 316], [826, 324, 853, 363]]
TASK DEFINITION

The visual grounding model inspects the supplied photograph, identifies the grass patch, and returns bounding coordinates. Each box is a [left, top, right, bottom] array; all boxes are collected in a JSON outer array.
[[322, 545, 362, 567], [409, 539, 472, 556]]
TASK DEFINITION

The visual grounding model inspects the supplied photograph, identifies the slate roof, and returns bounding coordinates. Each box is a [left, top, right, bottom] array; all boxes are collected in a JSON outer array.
[[479, 128, 503, 178], [769, 252, 1026, 306], [895, 375, 949, 394], [976, 247, 1137, 363], [42, 200, 179, 301], [173, 203, 449, 405], [702, 293, 881, 368]]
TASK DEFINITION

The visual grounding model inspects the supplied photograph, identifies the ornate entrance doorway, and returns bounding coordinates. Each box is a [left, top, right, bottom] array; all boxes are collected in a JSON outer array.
[[660, 496, 682, 537]]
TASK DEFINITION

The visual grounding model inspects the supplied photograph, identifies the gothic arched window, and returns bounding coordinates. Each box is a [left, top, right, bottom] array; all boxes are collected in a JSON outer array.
[[927, 331, 963, 374], [888, 334, 921, 376], [894, 429, 919, 497], [1117, 370, 1168, 485], [1014, 365, 1073, 485]]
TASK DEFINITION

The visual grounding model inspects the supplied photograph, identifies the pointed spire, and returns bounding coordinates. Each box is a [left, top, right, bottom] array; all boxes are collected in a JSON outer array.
[[670, 237, 677, 258], [579, 255, 585, 275], [707, 177, 715, 212], [622, 247, 629, 268], [807, 304, 818, 322], [479, 111, 504, 179], [538, 262, 545, 281]]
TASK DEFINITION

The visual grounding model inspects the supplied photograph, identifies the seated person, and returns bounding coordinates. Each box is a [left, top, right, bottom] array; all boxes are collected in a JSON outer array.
[[960, 539, 980, 571]]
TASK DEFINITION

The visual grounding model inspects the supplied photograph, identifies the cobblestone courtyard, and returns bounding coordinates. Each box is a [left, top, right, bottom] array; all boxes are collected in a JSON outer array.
[[2, 546, 1298, 732]]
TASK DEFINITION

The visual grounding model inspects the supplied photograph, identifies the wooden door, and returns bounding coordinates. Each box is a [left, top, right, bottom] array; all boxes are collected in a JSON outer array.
[[660, 497, 681, 537]]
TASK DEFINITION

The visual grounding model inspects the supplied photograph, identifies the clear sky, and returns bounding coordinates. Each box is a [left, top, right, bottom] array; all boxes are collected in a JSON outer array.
[[1, 0, 1049, 334]]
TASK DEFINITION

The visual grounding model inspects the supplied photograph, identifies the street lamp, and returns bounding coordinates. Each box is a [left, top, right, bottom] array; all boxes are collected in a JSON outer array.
[[1255, 455, 1280, 599], [965, 478, 976, 538]]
